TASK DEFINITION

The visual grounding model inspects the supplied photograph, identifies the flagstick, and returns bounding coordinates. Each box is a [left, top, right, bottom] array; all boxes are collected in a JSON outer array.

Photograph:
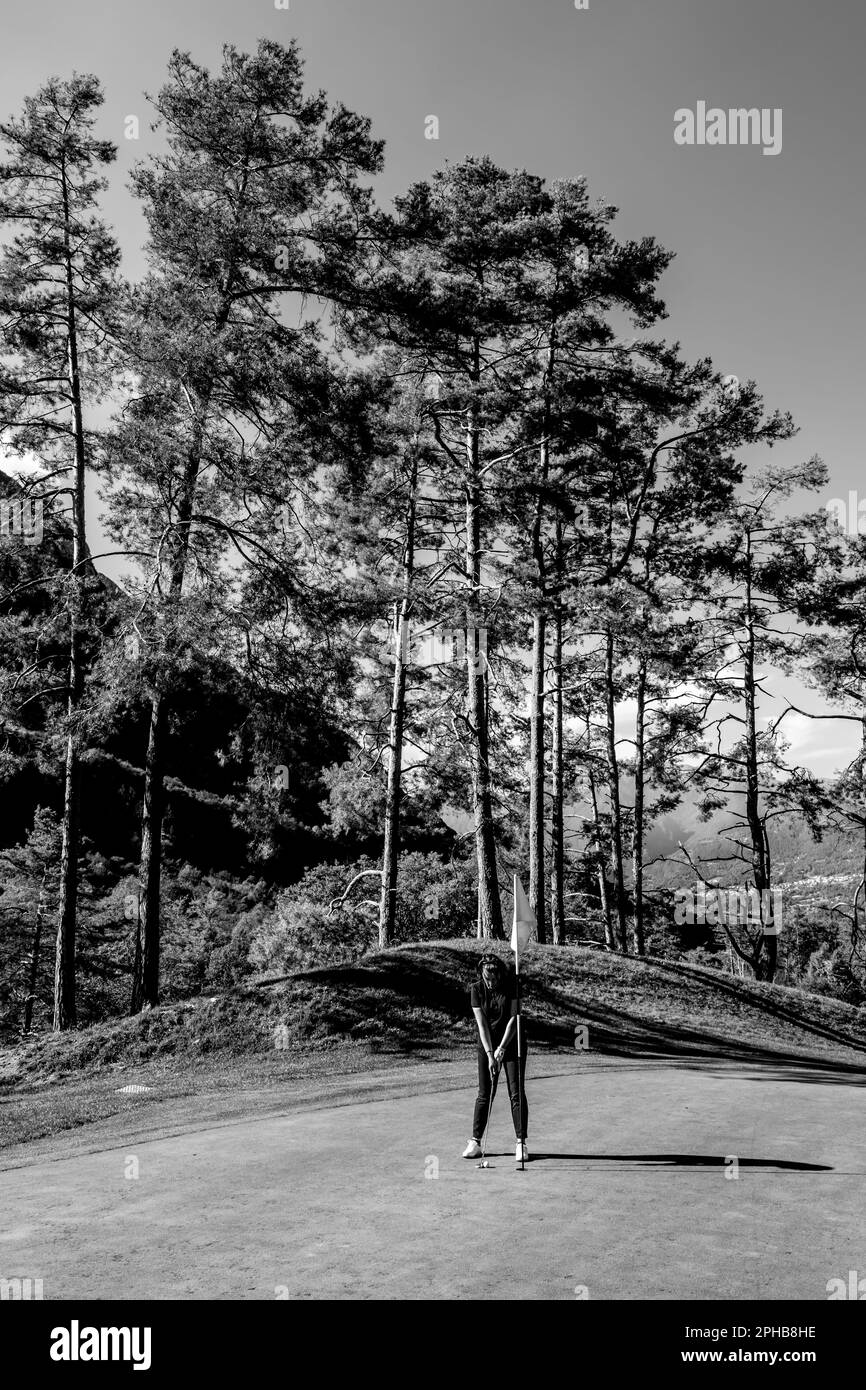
[[515, 950, 525, 1171], [512, 873, 531, 1172]]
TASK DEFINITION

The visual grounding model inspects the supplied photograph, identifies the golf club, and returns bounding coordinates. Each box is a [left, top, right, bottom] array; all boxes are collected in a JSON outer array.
[[476, 1057, 500, 1168]]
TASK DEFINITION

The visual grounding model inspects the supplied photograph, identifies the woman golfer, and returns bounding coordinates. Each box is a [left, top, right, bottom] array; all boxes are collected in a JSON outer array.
[[463, 954, 528, 1162]]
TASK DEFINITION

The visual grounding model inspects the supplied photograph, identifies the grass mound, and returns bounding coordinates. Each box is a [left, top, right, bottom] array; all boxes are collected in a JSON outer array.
[[5, 940, 866, 1090], [3, 942, 865, 1154]]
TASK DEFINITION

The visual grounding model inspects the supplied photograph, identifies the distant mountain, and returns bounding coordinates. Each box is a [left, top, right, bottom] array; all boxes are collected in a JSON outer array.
[[558, 776, 862, 912]]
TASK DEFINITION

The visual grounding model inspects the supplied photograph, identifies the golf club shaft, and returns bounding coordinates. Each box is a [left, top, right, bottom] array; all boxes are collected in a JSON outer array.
[[480, 1063, 499, 1159]]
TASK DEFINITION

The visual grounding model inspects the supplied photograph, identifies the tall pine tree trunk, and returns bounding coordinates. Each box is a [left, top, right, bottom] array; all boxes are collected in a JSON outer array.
[[131, 442, 202, 1011], [24, 869, 47, 1034], [857, 716, 866, 951], [465, 338, 502, 938], [379, 613, 407, 948], [55, 706, 81, 1030], [132, 685, 168, 1011], [550, 544, 565, 944], [588, 755, 616, 950], [528, 610, 547, 942], [743, 531, 775, 981], [631, 656, 647, 956], [53, 156, 87, 1032], [379, 467, 417, 947], [528, 336, 554, 941], [604, 627, 628, 952]]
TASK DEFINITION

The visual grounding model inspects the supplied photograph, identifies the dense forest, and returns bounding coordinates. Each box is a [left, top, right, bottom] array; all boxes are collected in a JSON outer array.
[[2, 38, 866, 1037]]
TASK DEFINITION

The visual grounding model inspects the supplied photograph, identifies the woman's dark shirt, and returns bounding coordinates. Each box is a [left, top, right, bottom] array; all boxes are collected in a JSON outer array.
[[470, 981, 518, 1048]]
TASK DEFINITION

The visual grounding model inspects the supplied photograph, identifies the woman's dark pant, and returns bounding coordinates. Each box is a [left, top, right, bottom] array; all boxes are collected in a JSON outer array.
[[473, 1043, 528, 1141]]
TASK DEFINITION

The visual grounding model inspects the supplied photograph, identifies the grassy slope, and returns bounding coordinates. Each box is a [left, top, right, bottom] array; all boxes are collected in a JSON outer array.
[[2, 941, 865, 1153]]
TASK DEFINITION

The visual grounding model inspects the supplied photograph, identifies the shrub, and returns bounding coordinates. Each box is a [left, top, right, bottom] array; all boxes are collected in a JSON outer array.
[[247, 851, 476, 973], [802, 944, 866, 1005]]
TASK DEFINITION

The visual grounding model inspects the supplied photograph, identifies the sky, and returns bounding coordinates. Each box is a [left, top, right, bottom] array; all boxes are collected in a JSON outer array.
[[1, 0, 863, 775]]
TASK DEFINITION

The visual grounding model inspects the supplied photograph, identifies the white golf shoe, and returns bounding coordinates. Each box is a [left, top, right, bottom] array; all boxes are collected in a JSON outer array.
[[515, 1141, 528, 1163], [463, 1139, 483, 1159]]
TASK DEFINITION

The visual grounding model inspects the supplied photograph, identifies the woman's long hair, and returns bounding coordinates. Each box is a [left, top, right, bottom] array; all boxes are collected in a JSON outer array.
[[475, 954, 508, 1000]]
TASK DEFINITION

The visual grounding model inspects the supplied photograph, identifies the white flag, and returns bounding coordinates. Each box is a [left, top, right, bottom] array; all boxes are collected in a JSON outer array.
[[511, 875, 535, 963]]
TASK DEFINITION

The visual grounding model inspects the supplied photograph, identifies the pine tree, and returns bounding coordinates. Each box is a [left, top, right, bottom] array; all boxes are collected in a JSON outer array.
[[0, 75, 121, 1028], [111, 40, 382, 1009], [687, 454, 826, 980]]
